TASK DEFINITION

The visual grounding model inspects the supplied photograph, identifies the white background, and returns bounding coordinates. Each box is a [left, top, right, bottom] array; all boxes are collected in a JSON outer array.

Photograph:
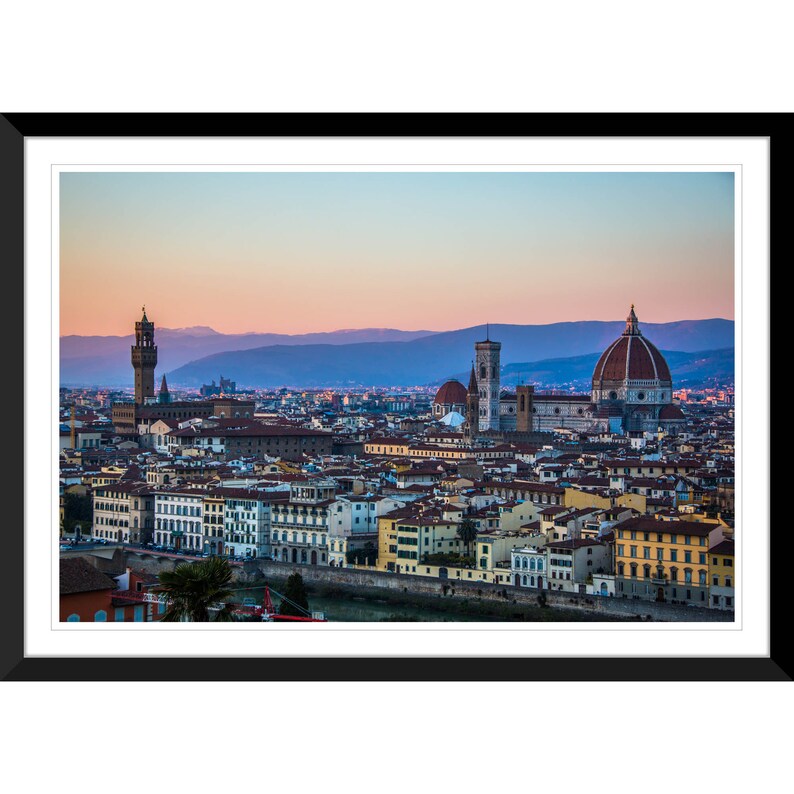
[[2, 2, 788, 792]]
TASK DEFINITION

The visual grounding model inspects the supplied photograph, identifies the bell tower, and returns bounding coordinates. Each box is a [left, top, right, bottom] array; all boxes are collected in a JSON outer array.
[[131, 306, 158, 404], [474, 326, 501, 431]]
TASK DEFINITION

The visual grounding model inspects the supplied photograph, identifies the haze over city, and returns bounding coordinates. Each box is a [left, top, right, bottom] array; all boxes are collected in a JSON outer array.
[[60, 171, 735, 337]]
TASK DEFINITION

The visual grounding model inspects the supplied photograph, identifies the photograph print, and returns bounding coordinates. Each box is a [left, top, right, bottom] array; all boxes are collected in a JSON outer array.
[[57, 168, 736, 625]]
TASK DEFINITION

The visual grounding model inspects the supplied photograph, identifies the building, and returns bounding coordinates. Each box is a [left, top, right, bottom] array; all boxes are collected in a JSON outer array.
[[222, 488, 288, 559], [270, 480, 336, 564], [475, 333, 501, 431], [92, 482, 154, 544], [131, 306, 157, 405], [512, 307, 687, 435], [613, 516, 725, 605], [545, 538, 612, 593], [153, 487, 205, 552], [158, 374, 171, 404], [709, 537, 735, 610], [60, 557, 118, 622], [432, 379, 467, 419], [377, 506, 465, 574], [201, 375, 237, 397], [112, 309, 255, 435]]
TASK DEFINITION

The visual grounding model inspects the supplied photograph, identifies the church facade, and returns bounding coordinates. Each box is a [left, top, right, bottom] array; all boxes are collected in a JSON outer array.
[[436, 306, 685, 439]]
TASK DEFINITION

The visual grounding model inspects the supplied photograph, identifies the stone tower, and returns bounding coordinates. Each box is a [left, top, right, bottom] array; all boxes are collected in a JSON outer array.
[[131, 306, 158, 405], [474, 328, 501, 431], [463, 364, 479, 443]]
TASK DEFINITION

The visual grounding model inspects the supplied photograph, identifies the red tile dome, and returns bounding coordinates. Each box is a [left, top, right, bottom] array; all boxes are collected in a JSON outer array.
[[592, 305, 672, 385], [659, 404, 685, 420], [434, 380, 467, 406]]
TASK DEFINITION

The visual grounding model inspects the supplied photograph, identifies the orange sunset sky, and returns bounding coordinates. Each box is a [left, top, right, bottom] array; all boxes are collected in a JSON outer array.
[[60, 171, 735, 337]]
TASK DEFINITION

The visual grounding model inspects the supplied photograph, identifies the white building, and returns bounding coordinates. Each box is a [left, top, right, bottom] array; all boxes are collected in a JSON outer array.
[[154, 487, 205, 551], [221, 488, 286, 559], [510, 545, 548, 589]]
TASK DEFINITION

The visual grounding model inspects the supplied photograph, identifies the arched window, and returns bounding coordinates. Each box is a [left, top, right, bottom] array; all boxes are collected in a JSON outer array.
[[643, 564, 651, 579], [529, 557, 536, 570], [520, 395, 525, 411], [480, 365, 486, 379], [522, 557, 528, 569], [684, 569, 692, 584], [94, 610, 107, 622], [618, 562, 625, 575], [537, 559, 544, 571], [630, 563, 638, 578], [522, 575, 527, 586], [670, 567, 678, 582], [66, 614, 80, 622], [698, 570, 706, 585], [282, 532, 287, 542]]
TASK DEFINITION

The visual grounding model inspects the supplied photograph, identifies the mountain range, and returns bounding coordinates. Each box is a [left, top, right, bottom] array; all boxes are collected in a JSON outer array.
[[60, 326, 434, 385], [60, 319, 734, 389]]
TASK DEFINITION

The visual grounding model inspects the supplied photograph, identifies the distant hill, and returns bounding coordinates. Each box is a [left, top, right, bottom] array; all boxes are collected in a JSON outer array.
[[59, 326, 437, 385], [162, 319, 734, 389]]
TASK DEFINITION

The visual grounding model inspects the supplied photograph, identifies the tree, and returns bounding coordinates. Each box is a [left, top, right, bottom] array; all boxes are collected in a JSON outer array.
[[279, 572, 310, 617], [63, 492, 92, 536], [154, 556, 236, 622], [456, 518, 478, 557]]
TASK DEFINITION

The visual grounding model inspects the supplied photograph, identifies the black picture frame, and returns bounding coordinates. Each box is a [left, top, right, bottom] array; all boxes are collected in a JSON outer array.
[[1, 112, 785, 682]]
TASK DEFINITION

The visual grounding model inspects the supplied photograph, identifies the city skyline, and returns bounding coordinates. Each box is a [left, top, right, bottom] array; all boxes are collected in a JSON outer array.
[[60, 170, 735, 336]]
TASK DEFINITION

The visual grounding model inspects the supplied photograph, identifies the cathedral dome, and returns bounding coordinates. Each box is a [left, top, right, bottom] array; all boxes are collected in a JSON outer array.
[[434, 380, 467, 407], [592, 305, 672, 385], [659, 403, 685, 421]]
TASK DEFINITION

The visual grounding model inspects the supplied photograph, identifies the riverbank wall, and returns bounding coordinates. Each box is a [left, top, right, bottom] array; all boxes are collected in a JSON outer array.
[[88, 549, 733, 622]]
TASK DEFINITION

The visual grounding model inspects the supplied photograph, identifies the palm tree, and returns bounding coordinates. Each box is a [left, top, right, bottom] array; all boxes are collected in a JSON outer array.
[[456, 518, 478, 559], [154, 556, 236, 622]]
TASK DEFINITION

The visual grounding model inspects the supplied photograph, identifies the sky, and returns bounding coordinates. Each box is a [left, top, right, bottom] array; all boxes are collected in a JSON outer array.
[[59, 171, 735, 336]]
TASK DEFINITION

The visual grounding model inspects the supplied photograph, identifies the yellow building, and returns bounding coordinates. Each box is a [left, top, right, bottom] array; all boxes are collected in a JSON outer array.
[[364, 438, 410, 457], [614, 517, 724, 606], [709, 538, 735, 610], [377, 508, 464, 574], [202, 493, 226, 556]]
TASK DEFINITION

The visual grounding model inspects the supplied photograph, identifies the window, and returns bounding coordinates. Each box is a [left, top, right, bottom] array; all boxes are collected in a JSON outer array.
[[630, 546, 637, 558], [643, 547, 650, 559], [656, 548, 664, 561], [713, 575, 719, 586], [724, 558, 733, 567], [684, 551, 692, 563], [670, 550, 677, 562]]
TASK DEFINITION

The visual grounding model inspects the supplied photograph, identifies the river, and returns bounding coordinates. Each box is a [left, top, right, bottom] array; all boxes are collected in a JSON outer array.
[[228, 586, 606, 622]]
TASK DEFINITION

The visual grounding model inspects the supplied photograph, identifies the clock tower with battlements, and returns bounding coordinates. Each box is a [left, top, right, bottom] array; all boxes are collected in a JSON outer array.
[[131, 306, 158, 404]]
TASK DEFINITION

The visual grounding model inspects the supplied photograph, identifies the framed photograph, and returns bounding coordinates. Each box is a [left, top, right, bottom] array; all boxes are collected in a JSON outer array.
[[2, 113, 784, 681]]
